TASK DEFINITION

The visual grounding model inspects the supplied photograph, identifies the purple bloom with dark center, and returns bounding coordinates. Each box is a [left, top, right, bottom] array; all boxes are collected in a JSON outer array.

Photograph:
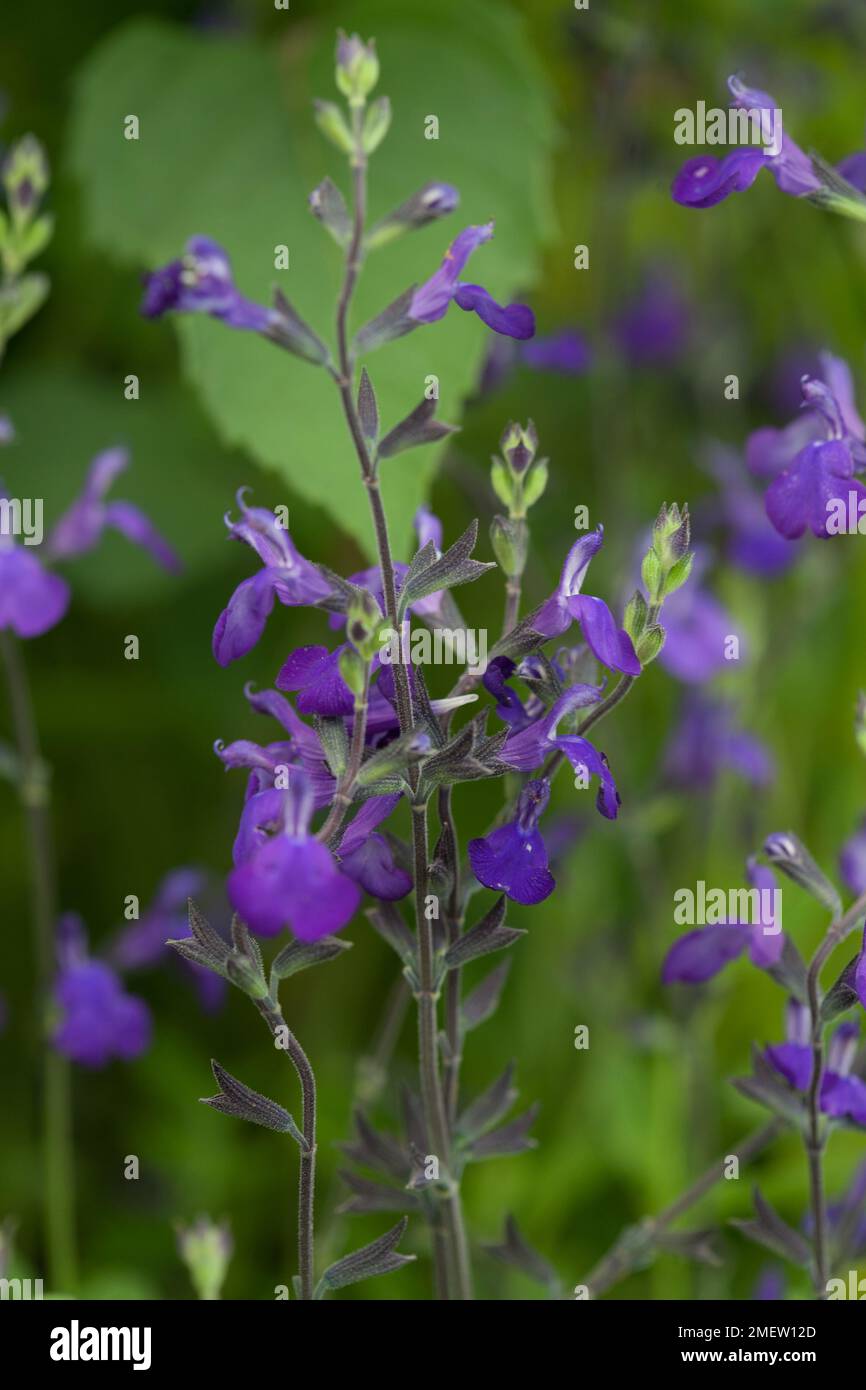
[[672, 75, 827, 209], [662, 860, 784, 984], [409, 223, 535, 341], [141, 236, 274, 333], [522, 328, 591, 375], [227, 771, 361, 940], [468, 778, 555, 905], [213, 490, 334, 665], [336, 794, 411, 901], [610, 271, 690, 367], [840, 818, 866, 897], [766, 1003, 866, 1126], [497, 683, 620, 820], [746, 354, 866, 542], [52, 914, 152, 1068], [532, 527, 640, 676], [664, 695, 774, 791], [0, 448, 179, 638]]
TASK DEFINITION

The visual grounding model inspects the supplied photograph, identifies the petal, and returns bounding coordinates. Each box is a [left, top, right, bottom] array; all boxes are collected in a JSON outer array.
[[228, 834, 361, 940], [104, 501, 182, 573], [522, 328, 591, 374], [276, 644, 354, 717], [567, 594, 640, 675], [661, 926, 749, 983], [338, 794, 402, 854], [765, 441, 864, 539], [556, 735, 621, 819], [468, 823, 554, 905], [745, 414, 823, 480], [212, 569, 281, 666], [339, 833, 412, 900], [0, 548, 69, 637], [839, 822, 866, 897], [671, 149, 766, 209], [453, 283, 535, 340], [765, 1041, 813, 1091], [820, 1072, 866, 1126]]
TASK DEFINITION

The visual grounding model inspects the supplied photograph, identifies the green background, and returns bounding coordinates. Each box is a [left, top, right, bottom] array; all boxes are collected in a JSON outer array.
[[1, 0, 865, 1299]]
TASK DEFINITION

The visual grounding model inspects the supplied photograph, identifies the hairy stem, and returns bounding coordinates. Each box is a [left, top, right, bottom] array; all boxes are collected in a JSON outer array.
[[0, 632, 77, 1292], [317, 665, 371, 844], [582, 1121, 783, 1299], [255, 995, 317, 1301]]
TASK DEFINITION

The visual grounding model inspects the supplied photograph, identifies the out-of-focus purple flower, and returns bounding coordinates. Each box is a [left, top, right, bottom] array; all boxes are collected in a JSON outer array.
[[409, 223, 535, 340], [703, 443, 798, 577], [766, 1002, 866, 1126], [610, 271, 690, 367], [498, 682, 620, 819], [840, 818, 866, 897], [52, 913, 152, 1068], [468, 778, 555, 904], [747, 353, 866, 539], [662, 860, 784, 984], [753, 1268, 786, 1301], [110, 868, 205, 971], [46, 448, 181, 571], [336, 794, 411, 900], [672, 75, 824, 209], [522, 328, 591, 375], [664, 695, 774, 791], [141, 236, 274, 332], [658, 578, 740, 685], [0, 449, 179, 639], [213, 490, 334, 665], [533, 527, 640, 676], [227, 771, 360, 940]]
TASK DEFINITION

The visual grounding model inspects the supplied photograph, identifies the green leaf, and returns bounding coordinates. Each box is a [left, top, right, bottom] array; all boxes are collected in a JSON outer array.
[[68, 4, 556, 556]]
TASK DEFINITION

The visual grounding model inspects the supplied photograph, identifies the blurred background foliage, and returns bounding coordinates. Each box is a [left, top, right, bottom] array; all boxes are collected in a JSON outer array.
[[1, 0, 866, 1300]]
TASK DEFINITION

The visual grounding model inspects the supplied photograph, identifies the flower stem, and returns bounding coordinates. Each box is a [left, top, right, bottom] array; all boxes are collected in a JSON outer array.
[[255, 994, 317, 1301], [317, 665, 371, 844], [0, 631, 77, 1293]]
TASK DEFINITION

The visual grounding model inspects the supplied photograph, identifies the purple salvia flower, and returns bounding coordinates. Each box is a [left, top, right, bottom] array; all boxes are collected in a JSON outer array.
[[110, 868, 205, 971], [52, 913, 152, 1068], [522, 328, 591, 375], [662, 859, 784, 984], [141, 236, 274, 332], [703, 443, 798, 577], [227, 771, 361, 940], [610, 271, 690, 367], [409, 223, 535, 340], [215, 684, 336, 808], [336, 794, 412, 901], [0, 542, 69, 637], [765, 1004, 866, 1126], [213, 490, 334, 665], [663, 695, 774, 791], [533, 527, 640, 676], [468, 778, 555, 905], [276, 644, 356, 717], [46, 448, 181, 571], [498, 683, 620, 820]]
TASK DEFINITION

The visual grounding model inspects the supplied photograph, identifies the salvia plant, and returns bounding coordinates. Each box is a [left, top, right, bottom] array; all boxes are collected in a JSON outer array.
[[135, 32, 694, 1301]]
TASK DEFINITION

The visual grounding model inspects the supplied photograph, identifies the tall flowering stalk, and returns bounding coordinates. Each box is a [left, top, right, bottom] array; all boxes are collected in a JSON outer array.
[[147, 31, 687, 1300]]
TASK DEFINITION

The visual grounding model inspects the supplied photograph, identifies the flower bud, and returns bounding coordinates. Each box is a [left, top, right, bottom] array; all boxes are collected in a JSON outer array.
[[339, 645, 369, 698], [763, 831, 842, 916], [635, 623, 665, 665], [346, 588, 384, 663], [335, 31, 379, 106], [365, 182, 459, 251], [362, 96, 391, 155], [3, 135, 49, 225], [490, 515, 527, 578], [313, 100, 356, 156], [500, 419, 538, 475], [177, 1217, 233, 1301]]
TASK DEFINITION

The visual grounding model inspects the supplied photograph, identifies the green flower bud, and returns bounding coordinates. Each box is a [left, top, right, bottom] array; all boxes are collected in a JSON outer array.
[[635, 623, 665, 666], [177, 1217, 233, 1301], [661, 551, 694, 599], [500, 419, 538, 474], [335, 31, 379, 106], [640, 547, 663, 604], [339, 645, 368, 698], [490, 515, 527, 578], [346, 588, 384, 663], [362, 96, 391, 155], [623, 589, 648, 641], [3, 135, 49, 226], [521, 458, 548, 511], [490, 457, 515, 511], [313, 100, 356, 156]]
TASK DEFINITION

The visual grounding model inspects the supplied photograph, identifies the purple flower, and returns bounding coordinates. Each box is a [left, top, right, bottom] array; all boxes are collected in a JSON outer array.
[[468, 778, 555, 905], [664, 695, 774, 791], [498, 683, 620, 819], [0, 449, 179, 639], [141, 236, 274, 333], [213, 490, 334, 665], [610, 271, 690, 367], [336, 794, 411, 900], [766, 1003, 866, 1126], [532, 527, 640, 675], [657, 553, 742, 684], [840, 818, 866, 897], [216, 683, 336, 808], [276, 644, 355, 717], [52, 914, 152, 1068], [748, 361, 866, 539], [227, 771, 361, 940], [110, 868, 205, 971], [703, 443, 798, 577], [672, 75, 824, 209], [662, 860, 784, 984], [409, 223, 535, 340], [522, 328, 591, 375]]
